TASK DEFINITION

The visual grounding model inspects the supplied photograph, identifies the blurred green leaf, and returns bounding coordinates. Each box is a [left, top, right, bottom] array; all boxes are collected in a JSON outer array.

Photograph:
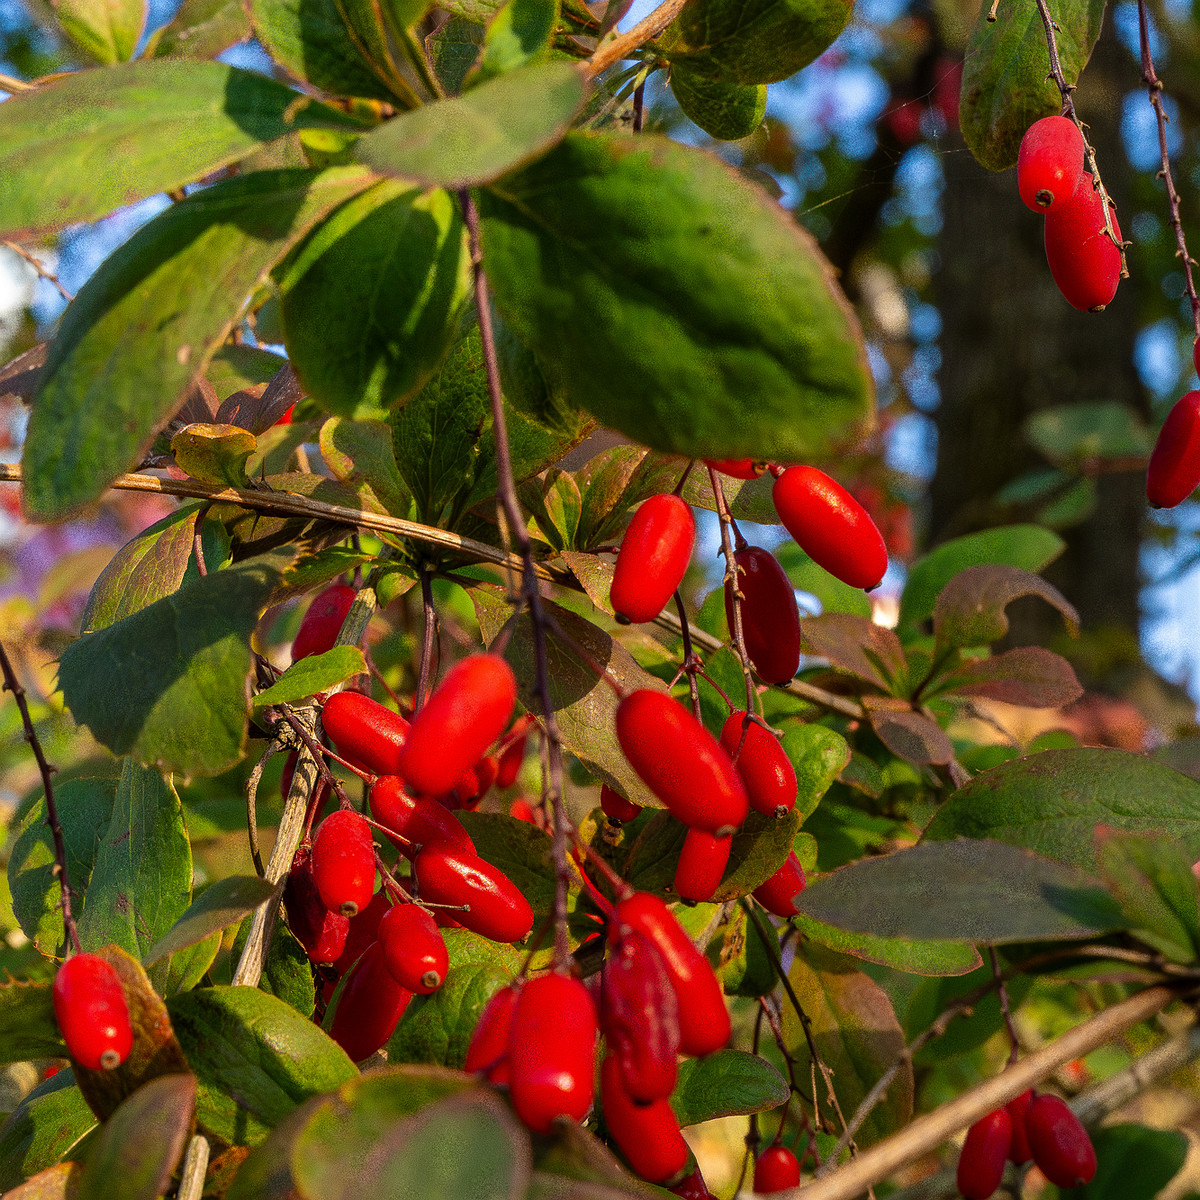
[[670, 1050, 787, 1126]]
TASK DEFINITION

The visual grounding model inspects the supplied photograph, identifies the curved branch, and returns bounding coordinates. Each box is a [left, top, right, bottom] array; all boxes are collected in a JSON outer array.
[[585, 0, 688, 78]]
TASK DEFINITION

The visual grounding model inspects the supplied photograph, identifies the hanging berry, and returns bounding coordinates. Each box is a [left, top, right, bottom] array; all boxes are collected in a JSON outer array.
[[52, 954, 133, 1071], [600, 1054, 689, 1184], [291, 583, 357, 662], [956, 1108, 1013, 1200], [1017, 115, 1085, 212], [1147, 391, 1200, 509], [725, 545, 802, 684], [321, 690, 410, 777], [1044, 172, 1122, 312], [753, 1145, 802, 1194], [1025, 1094, 1096, 1188], [311, 809, 377, 917], [609, 493, 696, 624], [673, 828, 732, 903], [379, 903, 449, 994], [412, 846, 535, 944], [720, 711, 797, 818]]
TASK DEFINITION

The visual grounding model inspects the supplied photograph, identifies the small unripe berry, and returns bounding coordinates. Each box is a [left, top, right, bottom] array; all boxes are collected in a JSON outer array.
[[720, 712, 796, 818], [753, 1145, 802, 1193], [1044, 172, 1122, 312], [956, 1107, 1013, 1200], [53, 954, 133, 1071], [311, 809, 376, 917], [291, 583, 357, 662], [1147, 391, 1200, 509], [1026, 1094, 1096, 1187], [601, 1054, 688, 1183], [321, 690, 409, 776], [609, 493, 696, 624], [752, 852, 807, 918], [1017, 115, 1085, 212], [379, 903, 449, 993], [674, 828, 732, 903], [600, 783, 641, 825], [412, 846, 534, 944], [725, 545, 801, 684]]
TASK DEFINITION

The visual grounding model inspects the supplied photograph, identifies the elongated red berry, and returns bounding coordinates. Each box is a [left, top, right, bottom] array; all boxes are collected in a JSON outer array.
[[1017, 115, 1085, 212], [442, 755, 499, 811], [413, 846, 534, 943], [331, 888, 391, 976], [1044, 172, 1122, 311], [1007, 1089, 1034, 1165], [509, 973, 598, 1134], [495, 714, 535, 788], [370, 775, 475, 858], [600, 783, 641, 825], [1026, 1094, 1096, 1187], [772, 466, 888, 590], [378, 903, 448, 995], [311, 809, 376, 917], [291, 583, 357, 662], [53, 954, 133, 1071], [725, 546, 801, 684], [616, 690, 748, 835], [1147, 391, 1200, 508], [399, 654, 516, 796], [328, 940, 411, 1062], [674, 828, 731, 903], [321, 690, 409, 777], [957, 1108, 1013, 1200], [609, 493, 696, 624], [283, 846, 350, 964], [464, 982, 520, 1084], [754, 1145, 802, 1193], [609, 892, 730, 1058], [752, 852, 807, 918], [1194, 336, 1200, 379], [720, 712, 797, 818], [601, 1054, 688, 1183], [705, 458, 766, 479]]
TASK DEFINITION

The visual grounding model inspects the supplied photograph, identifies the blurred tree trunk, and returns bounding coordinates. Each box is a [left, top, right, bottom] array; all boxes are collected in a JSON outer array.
[[930, 20, 1147, 652]]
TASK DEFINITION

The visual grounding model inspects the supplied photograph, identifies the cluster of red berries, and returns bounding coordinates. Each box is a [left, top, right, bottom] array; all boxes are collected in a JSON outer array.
[[957, 1089, 1096, 1199], [52, 953, 133, 1071], [1146, 340, 1200, 509], [1017, 115, 1122, 312]]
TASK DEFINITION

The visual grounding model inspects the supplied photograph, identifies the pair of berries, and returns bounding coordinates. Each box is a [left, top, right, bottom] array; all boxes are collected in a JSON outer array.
[[52, 953, 133, 1072], [1017, 115, 1122, 311], [957, 1090, 1097, 1199]]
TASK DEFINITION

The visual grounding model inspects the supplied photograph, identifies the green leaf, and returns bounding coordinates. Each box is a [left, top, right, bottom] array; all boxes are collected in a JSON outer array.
[[669, 1050, 787, 1127], [429, 17, 485, 93], [670, 66, 767, 140], [58, 555, 286, 777], [719, 903, 777, 997], [355, 61, 585, 188], [480, 132, 873, 463], [22, 166, 376, 521], [146, 0, 251, 58], [279, 182, 469, 419], [795, 839, 1128, 943], [168, 986, 356, 1147], [253, 646, 368, 708], [933, 564, 1078, 651], [143, 876, 277, 967], [75, 1074, 195, 1200], [923, 748, 1200, 870], [0, 982, 64, 1065], [388, 962, 512, 1067], [171, 422, 258, 488], [792, 914, 984, 976], [1026, 401, 1153, 466], [960, 0, 1105, 171], [457, 811, 560, 933], [0, 62, 364, 239], [779, 720, 851, 821], [319, 419, 413, 517], [899, 525, 1065, 629], [75, 761, 193, 980], [54, 0, 144, 63], [783, 942, 911, 1146], [206, 346, 289, 398], [474, 0, 558, 81], [1058, 1123, 1188, 1200], [0, 1072, 96, 1192]]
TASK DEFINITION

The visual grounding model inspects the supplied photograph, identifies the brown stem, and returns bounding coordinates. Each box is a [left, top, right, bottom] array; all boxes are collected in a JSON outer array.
[[673, 590, 704, 720], [989, 945, 1020, 1065], [0, 240, 73, 302], [415, 566, 437, 714], [585, 0, 688, 77], [708, 465, 757, 713]]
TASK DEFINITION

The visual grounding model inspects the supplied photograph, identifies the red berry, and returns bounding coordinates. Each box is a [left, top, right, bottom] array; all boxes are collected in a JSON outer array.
[[609, 493, 696, 625], [311, 809, 376, 917], [509, 973, 598, 1134], [378, 903, 449, 993], [52, 954, 133, 1071], [441, 755, 499, 811], [291, 583, 357, 662], [331, 888, 391, 976], [321, 690, 409, 777], [752, 852, 807, 918], [1193, 336, 1200, 380], [720, 712, 797, 818], [957, 1108, 1013, 1200], [704, 458, 766, 479], [464, 982, 520, 1083], [674, 828, 731, 903], [668, 1168, 714, 1199], [495, 714, 535, 788], [754, 1145, 802, 1193], [771, 466, 888, 590], [399, 654, 517, 796], [1025, 1094, 1096, 1187], [1147, 391, 1200, 509], [600, 1054, 688, 1183], [283, 846, 350, 964], [1007, 1089, 1034, 1165], [328, 940, 412, 1062], [600, 783, 641, 825], [1017, 115, 1085, 212], [1044, 172, 1122, 312], [509, 796, 542, 826], [615, 690, 748, 835], [412, 846, 535, 944], [608, 893, 730, 1058], [725, 545, 802, 684], [369, 775, 475, 859]]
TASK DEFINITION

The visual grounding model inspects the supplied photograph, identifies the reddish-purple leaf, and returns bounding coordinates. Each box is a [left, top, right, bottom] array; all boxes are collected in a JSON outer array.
[[934, 566, 1078, 651], [801, 614, 906, 691], [863, 701, 954, 765], [935, 646, 1083, 709]]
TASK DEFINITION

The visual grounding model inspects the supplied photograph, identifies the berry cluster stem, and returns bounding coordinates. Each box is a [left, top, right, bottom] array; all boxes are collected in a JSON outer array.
[[708, 465, 758, 713]]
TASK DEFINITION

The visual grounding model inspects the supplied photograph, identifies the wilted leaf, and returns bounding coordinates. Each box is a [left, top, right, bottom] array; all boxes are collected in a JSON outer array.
[[170, 423, 257, 488]]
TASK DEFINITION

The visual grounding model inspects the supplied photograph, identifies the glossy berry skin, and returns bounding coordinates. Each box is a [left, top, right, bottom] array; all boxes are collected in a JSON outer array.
[[725, 546, 802, 684], [379, 903, 449, 993], [600, 784, 641, 825], [616, 690, 748, 835], [321, 690, 409, 777], [601, 1054, 688, 1184], [328, 940, 412, 1063], [291, 583, 357, 662], [413, 846, 534, 944], [495, 715, 535, 789], [331, 888, 390, 976], [752, 852, 807, 918], [464, 983, 520, 1084], [956, 1108, 1013, 1200], [283, 847, 350, 964], [610, 494, 696, 624], [609, 892, 730, 1058], [370, 776, 475, 859], [1017, 115, 1085, 212], [1007, 1089, 1034, 1165], [674, 828, 732, 903], [720, 712, 797, 818], [311, 809, 376, 917], [1044, 172, 1122, 311], [772, 466, 888, 591], [1147, 391, 1200, 508], [1026, 1094, 1096, 1187], [754, 1145, 802, 1194], [53, 954, 133, 1071], [509, 973, 598, 1134], [705, 458, 765, 479], [399, 654, 517, 797], [442, 755, 499, 811]]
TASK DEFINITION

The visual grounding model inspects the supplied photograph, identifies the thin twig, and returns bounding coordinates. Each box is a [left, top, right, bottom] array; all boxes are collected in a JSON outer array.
[[708, 466, 757, 713], [673, 590, 703, 720], [989, 945, 1020, 1065], [0, 72, 35, 92], [176, 1136, 210, 1200], [415, 566, 437, 714], [0, 241, 72, 302], [585, 0, 688, 77]]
